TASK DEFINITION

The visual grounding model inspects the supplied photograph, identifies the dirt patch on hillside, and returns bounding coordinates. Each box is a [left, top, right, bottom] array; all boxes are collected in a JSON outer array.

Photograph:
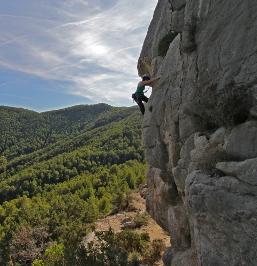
[[95, 192, 170, 265]]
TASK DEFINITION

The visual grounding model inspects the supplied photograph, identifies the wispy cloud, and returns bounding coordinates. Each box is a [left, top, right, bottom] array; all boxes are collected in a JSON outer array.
[[0, 0, 157, 106]]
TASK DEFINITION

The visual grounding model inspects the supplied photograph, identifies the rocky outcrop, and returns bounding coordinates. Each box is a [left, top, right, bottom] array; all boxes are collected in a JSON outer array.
[[139, 0, 257, 265]]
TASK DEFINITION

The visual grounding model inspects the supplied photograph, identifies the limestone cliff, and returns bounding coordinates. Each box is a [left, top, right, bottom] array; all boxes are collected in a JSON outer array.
[[138, 1, 257, 265]]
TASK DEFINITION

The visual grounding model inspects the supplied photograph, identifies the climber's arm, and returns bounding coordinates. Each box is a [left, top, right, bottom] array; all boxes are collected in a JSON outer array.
[[141, 76, 161, 86]]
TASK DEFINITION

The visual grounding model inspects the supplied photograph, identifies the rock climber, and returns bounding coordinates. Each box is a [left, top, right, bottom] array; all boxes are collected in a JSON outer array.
[[132, 74, 161, 115]]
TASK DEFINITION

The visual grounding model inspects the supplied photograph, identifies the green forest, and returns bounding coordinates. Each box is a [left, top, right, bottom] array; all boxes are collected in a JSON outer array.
[[0, 104, 154, 265]]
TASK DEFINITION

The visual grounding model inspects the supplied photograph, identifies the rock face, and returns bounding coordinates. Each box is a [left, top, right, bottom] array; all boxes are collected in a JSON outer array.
[[139, 1, 257, 265]]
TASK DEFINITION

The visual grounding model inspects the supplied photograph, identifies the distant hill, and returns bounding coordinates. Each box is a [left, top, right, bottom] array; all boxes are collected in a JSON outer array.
[[0, 104, 137, 159]]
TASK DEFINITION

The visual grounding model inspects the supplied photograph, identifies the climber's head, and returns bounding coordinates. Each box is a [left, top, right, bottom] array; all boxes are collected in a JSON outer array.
[[142, 74, 150, 81]]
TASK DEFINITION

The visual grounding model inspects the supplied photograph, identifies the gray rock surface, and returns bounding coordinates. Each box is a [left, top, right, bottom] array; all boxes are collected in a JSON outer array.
[[216, 158, 257, 186], [139, 0, 257, 265], [171, 10, 185, 33], [224, 121, 257, 160], [186, 171, 257, 266], [170, 0, 186, 11]]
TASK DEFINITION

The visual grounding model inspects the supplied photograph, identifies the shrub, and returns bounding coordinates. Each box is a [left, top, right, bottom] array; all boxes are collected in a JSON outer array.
[[44, 243, 64, 266], [116, 230, 150, 253], [9, 226, 49, 265], [143, 239, 166, 266], [113, 190, 131, 212], [128, 251, 141, 266], [78, 229, 151, 266], [32, 259, 45, 266], [134, 212, 150, 228]]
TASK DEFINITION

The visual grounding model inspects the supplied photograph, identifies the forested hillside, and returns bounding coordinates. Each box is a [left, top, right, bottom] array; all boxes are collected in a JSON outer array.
[[0, 104, 134, 160], [0, 104, 148, 265]]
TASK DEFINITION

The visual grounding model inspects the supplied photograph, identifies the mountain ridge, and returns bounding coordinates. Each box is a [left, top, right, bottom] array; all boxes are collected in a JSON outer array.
[[0, 103, 112, 113], [0, 103, 138, 160]]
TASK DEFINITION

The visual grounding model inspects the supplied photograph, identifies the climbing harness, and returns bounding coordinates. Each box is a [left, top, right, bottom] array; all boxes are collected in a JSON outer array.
[[132, 88, 149, 103]]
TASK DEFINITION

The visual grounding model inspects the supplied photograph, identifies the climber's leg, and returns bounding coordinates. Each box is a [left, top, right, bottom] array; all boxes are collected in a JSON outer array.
[[141, 95, 149, 103], [136, 97, 145, 115], [138, 100, 145, 115]]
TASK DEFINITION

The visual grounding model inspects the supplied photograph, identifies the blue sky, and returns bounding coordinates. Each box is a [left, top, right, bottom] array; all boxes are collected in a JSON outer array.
[[0, 0, 157, 111]]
